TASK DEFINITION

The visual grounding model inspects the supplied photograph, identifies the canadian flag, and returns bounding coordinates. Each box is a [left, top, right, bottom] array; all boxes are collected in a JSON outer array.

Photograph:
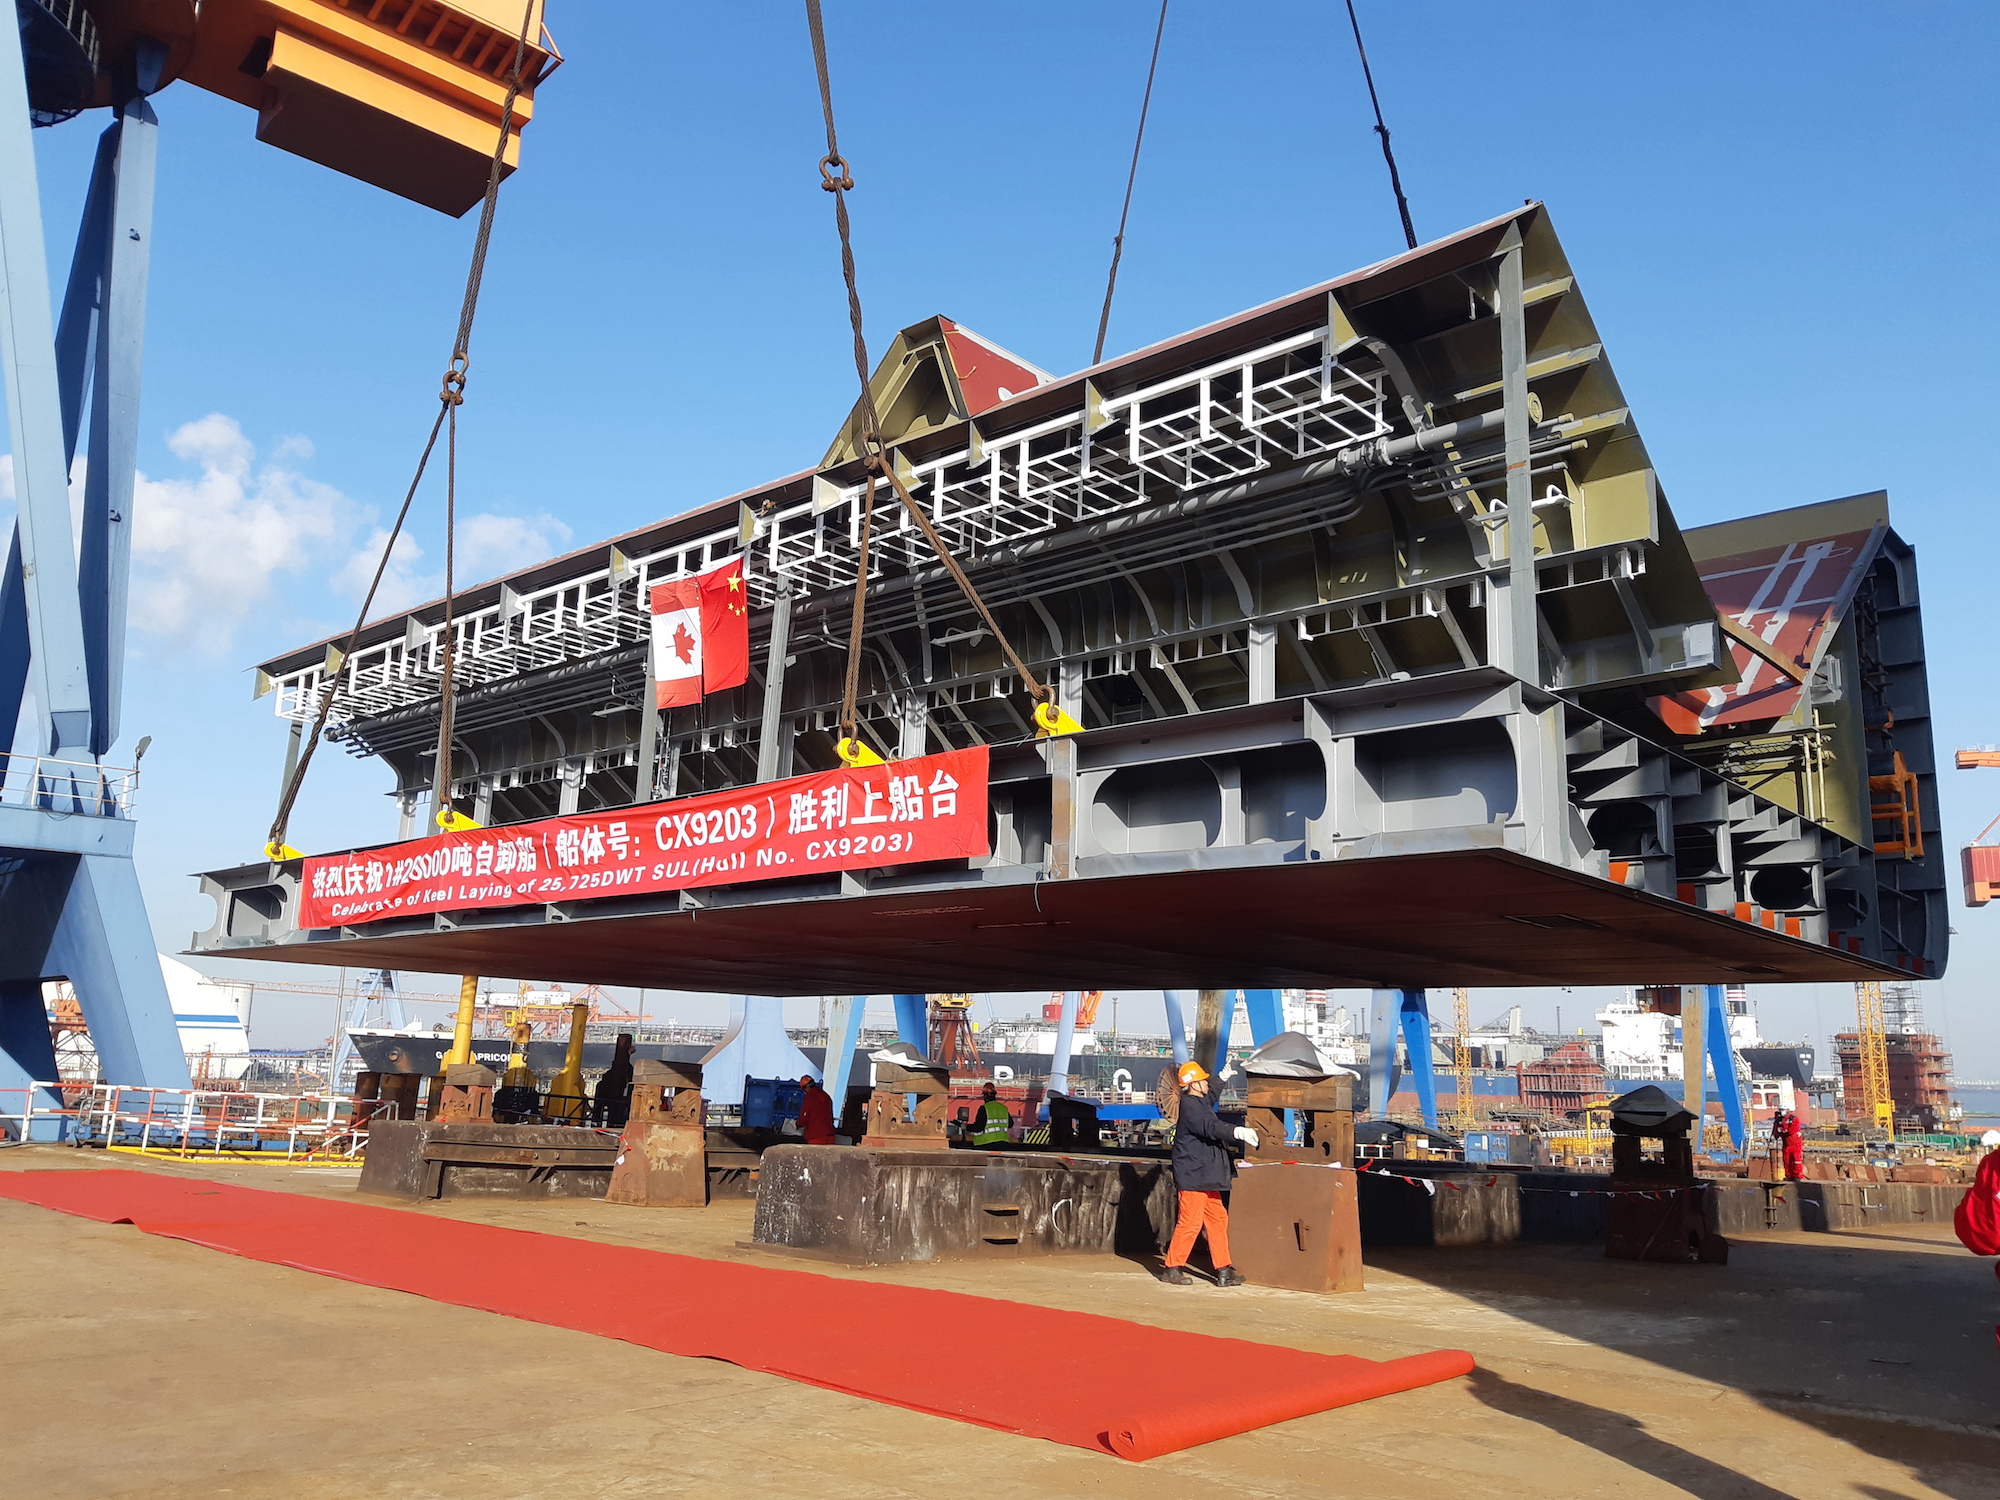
[[650, 558, 750, 709]]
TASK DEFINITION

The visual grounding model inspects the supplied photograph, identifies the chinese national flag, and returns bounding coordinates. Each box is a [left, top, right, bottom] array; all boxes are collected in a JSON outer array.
[[699, 558, 750, 694], [650, 559, 750, 710]]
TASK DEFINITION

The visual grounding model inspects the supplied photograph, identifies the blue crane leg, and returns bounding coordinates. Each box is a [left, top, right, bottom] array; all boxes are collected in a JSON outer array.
[[1399, 989, 1439, 1130], [79, 96, 157, 756], [54, 122, 116, 463], [1161, 990, 1192, 1067], [0, 977, 64, 1137], [820, 994, 863, 1102], [48, 853, 186, 1087], [1242, 989, 1284, 1046], [891, 993, 928, 1051], [0, 528, 26, 750], [1047, 990, 1080, 1095], [0, 19, 95, 753], [1368, 988, 1402, 1119], [1706, 984, 1747, 1154], [698, 996, 816, 1109]]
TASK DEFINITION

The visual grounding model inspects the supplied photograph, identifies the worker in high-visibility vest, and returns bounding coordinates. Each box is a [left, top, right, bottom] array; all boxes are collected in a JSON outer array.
[[1156, 1060, 1258, 1287], [970, 1081, 1013, 1148]]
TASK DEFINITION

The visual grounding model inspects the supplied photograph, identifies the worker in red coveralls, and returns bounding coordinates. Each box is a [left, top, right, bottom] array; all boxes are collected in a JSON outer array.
[[798, 1074, 838, 1145], [1774, 1107, 1805, 1181], [1956, 1143, 2000, 1357], [1155, 1060, 1259, 1287]]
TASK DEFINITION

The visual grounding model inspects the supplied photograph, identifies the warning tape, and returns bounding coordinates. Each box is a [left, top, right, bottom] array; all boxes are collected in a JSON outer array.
[[1357, 1161, 1707, 1200]]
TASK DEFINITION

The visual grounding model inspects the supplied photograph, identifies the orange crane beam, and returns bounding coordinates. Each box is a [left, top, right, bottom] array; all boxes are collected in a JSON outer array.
[[1958, 750, 2000, 906]]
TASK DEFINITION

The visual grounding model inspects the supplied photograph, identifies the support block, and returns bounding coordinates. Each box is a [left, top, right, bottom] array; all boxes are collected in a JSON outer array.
[[1605, 1185, 1728, 1264], [861, 1087, 950, 1149], [605, 1120, 707, 1207], [1229, 1162, 1364, 1293]]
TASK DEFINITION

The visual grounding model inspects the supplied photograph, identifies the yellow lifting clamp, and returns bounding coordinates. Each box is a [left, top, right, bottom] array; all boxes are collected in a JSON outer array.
[[1033, 702, 1084, 738], [836, 736, 887, 768], [436, 809, 483, 832], [263, 841, 303, 862]]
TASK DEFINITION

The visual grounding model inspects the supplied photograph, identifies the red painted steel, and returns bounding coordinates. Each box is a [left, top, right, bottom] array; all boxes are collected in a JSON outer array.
[[298, 746, 989, 929]]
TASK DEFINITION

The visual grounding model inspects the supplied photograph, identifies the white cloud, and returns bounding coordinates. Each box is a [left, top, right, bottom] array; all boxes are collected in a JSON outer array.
[[460, 511, 573, 579], [2, 414, 575, 647], [128, 414, 350, 650], [330, 510, 572, 623], [330, 527, 431, 621]]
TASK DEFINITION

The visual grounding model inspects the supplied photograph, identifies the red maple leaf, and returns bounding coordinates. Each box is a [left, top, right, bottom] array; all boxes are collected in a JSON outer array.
[[671, 621, 696, 664]]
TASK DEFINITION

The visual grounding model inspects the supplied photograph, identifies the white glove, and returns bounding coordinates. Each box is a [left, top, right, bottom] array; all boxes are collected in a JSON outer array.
[[1234, 1126, 1260, 1147]]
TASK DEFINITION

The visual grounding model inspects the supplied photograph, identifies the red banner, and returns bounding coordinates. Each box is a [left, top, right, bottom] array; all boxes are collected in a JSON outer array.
[[298, 746, 990, 931]]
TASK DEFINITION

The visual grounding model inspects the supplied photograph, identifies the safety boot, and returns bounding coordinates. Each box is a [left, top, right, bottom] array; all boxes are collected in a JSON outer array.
[[1214, 1266, 1249, 1287]]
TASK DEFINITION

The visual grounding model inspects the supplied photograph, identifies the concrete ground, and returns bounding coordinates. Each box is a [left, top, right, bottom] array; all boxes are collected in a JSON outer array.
[[3, 1146, 1997, 1500]]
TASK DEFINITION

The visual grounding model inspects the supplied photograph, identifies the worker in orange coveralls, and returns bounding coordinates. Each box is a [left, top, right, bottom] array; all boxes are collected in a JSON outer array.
[[798, 1074, 838, 1145], [1154, 1060, 1259, 1287], [1774, 1107, 1805, 1181]]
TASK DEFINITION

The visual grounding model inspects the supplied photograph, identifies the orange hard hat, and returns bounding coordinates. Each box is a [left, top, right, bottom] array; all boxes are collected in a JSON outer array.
[[1177, 1061, 1208, 1086]]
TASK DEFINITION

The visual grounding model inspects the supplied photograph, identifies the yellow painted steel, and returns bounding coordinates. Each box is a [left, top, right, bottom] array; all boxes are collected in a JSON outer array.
[[836, 736, 886, 767], [1451, 986, 1476, 1132], [543, 1001, 591, 1123], [500, 1010, 537, 1092], [1854, 980, 1894, 1138], [443, 976, 479, 1068], [1033, 702, 1084, 737]]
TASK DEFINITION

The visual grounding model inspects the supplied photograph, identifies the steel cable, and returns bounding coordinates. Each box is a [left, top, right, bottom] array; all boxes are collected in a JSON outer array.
[[1342, 0, 1417, 251], [803, 0, 1047, 747], [1092, 0, 1169, 366], [264, 2, 537, 857]]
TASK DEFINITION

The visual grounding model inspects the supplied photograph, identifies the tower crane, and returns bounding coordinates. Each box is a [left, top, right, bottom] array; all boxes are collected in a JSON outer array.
[[1452, 987, 1476, 1133], [1852, 980, 1894, 1140]]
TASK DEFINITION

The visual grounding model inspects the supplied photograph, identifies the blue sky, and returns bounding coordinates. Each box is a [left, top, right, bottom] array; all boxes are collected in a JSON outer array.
[[5, 4, 1996, 1064]]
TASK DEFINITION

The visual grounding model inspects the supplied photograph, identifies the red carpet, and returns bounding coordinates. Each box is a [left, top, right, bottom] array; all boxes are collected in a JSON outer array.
[[0, 1169, 1472, 1460]]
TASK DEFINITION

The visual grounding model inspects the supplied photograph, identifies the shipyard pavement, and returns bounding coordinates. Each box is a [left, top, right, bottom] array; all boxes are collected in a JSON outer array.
[[2, 1148, 1996, 1499]]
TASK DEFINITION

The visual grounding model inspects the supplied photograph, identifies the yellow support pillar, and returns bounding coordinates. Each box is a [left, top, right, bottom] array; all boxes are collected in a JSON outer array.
[[545, 1001, 591, 1124], [443, 975, 479, 1067]]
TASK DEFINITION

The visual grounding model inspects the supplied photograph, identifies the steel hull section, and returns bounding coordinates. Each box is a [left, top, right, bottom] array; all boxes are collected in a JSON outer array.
[[188, 848, 1898, 994]]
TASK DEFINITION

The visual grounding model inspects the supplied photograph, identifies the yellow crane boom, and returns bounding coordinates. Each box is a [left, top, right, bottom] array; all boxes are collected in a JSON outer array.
[[1854, 980, 1894, 1138], [1452, 987, 1476, 1132]]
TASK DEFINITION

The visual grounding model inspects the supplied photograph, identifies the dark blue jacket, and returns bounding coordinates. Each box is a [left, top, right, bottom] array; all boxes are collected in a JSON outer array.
[[1170, 1089, 1237, 1193]]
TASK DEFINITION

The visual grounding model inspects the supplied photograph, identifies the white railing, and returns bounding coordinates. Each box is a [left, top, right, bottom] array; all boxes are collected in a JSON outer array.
[[0, 754, 138, 817], [268, 325, 1390, 727], [0, 1083, 364, 1159]]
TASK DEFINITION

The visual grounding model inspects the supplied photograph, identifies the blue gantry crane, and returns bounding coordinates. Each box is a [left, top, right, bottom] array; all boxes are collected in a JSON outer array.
[[0, 19, 183, 1107], [0, 1, 555, 1121]]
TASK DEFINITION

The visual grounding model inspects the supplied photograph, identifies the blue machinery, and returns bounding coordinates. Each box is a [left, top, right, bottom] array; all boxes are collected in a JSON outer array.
[[0, 29, 188, 1111], [1367, 985, 1745, 1151]]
